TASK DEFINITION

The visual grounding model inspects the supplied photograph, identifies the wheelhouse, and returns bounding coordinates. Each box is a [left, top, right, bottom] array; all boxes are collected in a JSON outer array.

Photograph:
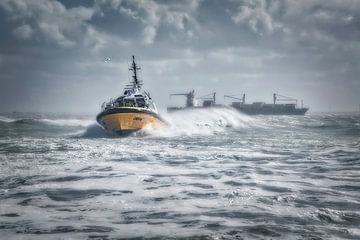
[[100, 56, 158, 113], [101, 92, 157, 112]]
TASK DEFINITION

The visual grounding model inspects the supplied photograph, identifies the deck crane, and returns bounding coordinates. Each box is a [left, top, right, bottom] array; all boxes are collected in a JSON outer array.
[[170, 90, 195, 107], [224, 94, 246, 104], [198, 92, 216, 107], [273, 93, 298, 106]]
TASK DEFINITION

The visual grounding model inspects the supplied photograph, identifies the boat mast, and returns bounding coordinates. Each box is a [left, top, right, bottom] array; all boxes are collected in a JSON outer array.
[[129, 55, 142, 90]]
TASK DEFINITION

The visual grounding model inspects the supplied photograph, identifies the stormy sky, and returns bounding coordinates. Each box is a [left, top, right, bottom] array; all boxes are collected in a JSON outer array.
[[0, 0, 359, 113]]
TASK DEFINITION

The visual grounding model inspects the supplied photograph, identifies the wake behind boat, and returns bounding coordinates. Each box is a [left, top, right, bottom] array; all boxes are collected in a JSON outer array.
[[96, 56, 165, 135]]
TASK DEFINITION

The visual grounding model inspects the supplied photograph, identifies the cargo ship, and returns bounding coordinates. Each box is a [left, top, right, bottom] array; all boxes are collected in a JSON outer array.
[[167, 90, 308, 115], [97, 56, 165, 135], [225, 93, 308, 115]]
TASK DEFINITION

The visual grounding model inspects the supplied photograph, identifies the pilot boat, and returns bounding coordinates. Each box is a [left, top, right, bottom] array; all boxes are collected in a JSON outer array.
[[96, 56, 165, 135]]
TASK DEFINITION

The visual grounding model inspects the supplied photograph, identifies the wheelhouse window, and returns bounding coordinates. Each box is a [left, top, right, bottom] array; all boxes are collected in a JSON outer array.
[[124, 98, 136, 107], [115, 97, 124, 107], [136, 98, 147, 108]]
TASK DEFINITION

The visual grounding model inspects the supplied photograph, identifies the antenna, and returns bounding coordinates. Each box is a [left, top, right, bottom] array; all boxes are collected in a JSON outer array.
[[128, 55, 142, 89]]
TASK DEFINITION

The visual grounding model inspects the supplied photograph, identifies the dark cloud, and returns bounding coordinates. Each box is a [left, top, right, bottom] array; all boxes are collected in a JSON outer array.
[[0, 0, 359, 113]]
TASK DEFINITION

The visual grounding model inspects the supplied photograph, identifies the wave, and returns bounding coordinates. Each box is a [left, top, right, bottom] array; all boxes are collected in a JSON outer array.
[[0, 116, 94, 127], [39, 119, 94, 127], [140, 107, 255, 137], [77, 107, 254, 138], [302, 120, 342, 129], [79, 123, 117, 138], [0, 116, 16, 123]]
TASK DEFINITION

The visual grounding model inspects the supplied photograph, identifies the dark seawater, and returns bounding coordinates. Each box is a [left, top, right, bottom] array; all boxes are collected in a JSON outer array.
[[0, 109, 359, 239]]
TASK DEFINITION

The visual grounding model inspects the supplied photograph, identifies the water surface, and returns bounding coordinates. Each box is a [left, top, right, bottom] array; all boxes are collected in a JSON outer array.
[[0, 109, 359, 239]]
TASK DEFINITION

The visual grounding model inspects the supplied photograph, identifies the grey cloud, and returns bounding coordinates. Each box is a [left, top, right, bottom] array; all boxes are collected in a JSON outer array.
[[232, 0, 277, 35], [0, 0, 98, 48], [12, 24, 34, 39], [93, 0, 201, 45], [230, 0, 360, 45]]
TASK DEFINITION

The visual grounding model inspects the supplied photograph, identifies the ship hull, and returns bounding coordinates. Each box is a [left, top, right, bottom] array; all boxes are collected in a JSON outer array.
[[96, 107, 164, 135], [167, 105, 308, 115], [234, 107, 309, 115]]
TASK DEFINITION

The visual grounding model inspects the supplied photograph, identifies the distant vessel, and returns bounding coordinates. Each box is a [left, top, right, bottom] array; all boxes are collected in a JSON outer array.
[[225, 93, 308, 115], [167, 90, 220, 112], [97, 56, 165, 135], [167, 90, 308, 115]]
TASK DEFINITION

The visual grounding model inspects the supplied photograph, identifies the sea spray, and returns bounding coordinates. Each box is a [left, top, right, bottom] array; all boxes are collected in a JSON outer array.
[[140, 107, 254, 137], [39, 118, 94, 127]]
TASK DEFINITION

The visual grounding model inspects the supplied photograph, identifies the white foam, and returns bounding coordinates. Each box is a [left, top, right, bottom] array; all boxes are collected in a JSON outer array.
[[1, 115, 94, 127], [141, 107, 254, 137], [0, 116, 15, 123], [40, 118, 95, 127]]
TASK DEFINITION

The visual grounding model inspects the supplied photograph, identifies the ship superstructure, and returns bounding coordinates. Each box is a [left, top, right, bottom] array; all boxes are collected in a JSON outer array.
[[167, 90, 218, 112]]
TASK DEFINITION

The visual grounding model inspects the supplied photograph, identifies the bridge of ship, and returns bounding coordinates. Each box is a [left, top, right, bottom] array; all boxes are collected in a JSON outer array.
[[101, 91, 157, 112]]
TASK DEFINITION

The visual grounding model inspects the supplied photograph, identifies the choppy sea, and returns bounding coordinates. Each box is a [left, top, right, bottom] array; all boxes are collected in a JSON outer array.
[[0, 109, 359, 239]]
